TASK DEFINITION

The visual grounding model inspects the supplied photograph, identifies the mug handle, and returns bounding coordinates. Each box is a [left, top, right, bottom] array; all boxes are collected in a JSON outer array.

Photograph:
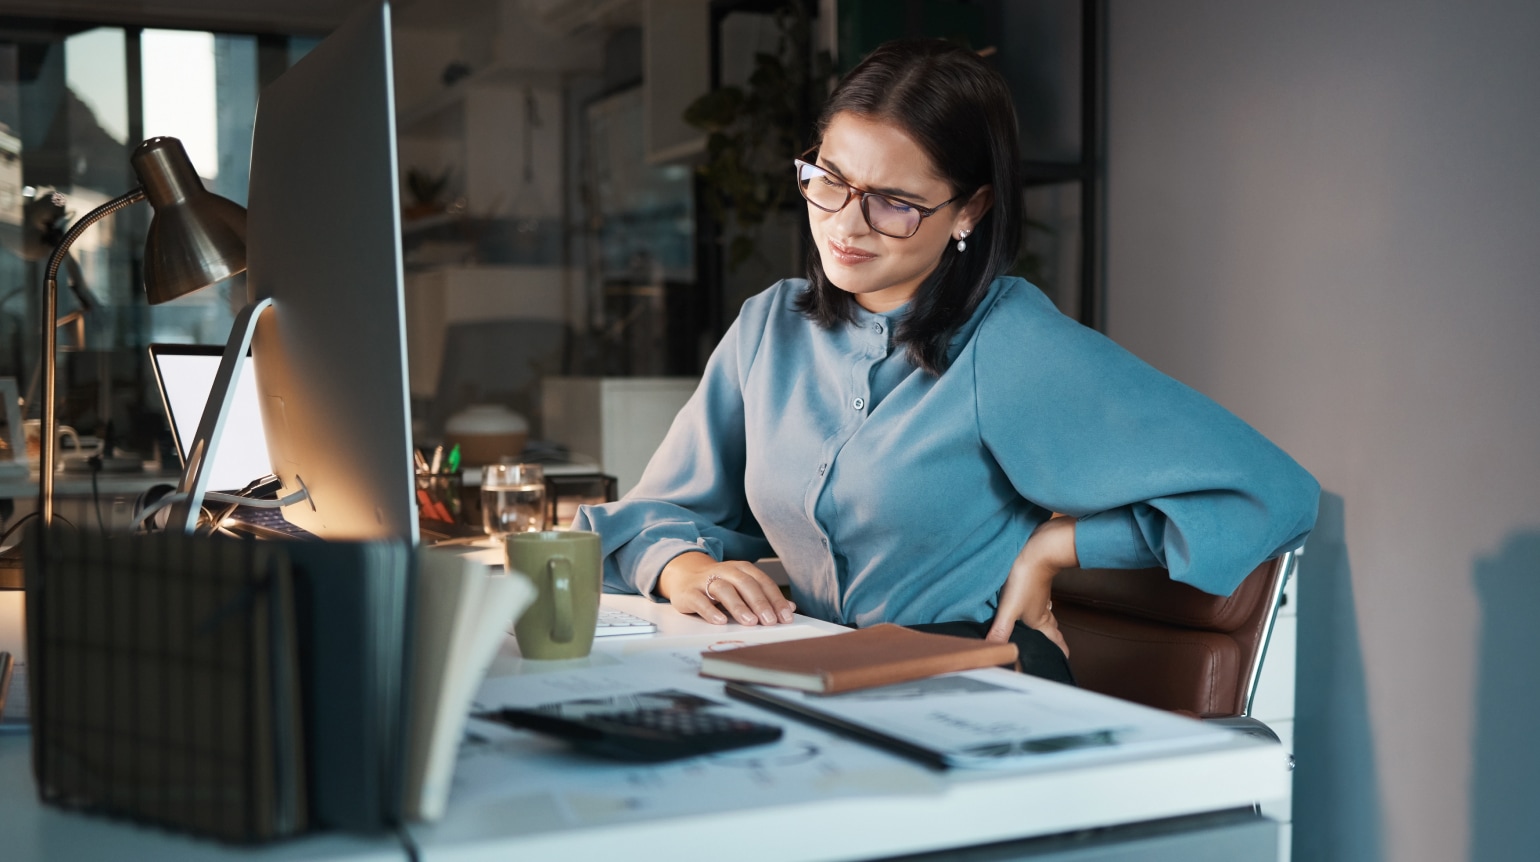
[[549, 556, 574, 643]]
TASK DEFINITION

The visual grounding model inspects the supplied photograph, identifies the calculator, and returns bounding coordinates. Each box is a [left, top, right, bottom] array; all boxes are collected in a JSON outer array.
[[483, 704, 783, 762]]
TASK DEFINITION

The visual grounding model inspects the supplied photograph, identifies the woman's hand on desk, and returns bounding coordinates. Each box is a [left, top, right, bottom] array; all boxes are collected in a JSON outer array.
[[658, 552, 796, 626], [989, 516, 1078, 657]]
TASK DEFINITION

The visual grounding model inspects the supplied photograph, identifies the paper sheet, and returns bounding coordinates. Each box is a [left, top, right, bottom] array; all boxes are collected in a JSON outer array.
[[736, 670, 1238, 770], [452, 628, 942, 832]]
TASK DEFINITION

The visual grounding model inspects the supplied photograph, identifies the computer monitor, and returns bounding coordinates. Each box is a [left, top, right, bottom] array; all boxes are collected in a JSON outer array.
[[244, 0, 418, 540]]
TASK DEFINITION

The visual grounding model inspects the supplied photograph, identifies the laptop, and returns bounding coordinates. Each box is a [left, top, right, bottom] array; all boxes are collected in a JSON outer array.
[[148, 343, 478, 544], [148, 343, 311, 538]]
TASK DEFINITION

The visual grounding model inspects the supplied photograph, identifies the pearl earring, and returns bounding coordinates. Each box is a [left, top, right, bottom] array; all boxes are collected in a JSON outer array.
[[956, 229, 971, 252]]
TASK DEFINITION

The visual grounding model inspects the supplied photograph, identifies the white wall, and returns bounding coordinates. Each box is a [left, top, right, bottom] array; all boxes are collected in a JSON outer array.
[[1104, 2, 1540, 861]]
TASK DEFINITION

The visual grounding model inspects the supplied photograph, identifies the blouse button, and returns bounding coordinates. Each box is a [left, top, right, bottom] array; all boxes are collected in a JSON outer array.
[[852, 397, 865, 411], [873, 322, 884, 334]]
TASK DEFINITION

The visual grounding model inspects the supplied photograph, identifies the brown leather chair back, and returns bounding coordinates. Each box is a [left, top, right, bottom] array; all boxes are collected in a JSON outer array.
[[1051, 553, 1294, 718]]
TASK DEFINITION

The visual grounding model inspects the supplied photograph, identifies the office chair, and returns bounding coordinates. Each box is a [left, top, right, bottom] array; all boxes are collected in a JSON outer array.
[[1051, 550, 1300, 742]]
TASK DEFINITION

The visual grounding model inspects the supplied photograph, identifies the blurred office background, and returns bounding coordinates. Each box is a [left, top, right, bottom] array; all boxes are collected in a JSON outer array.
[[0, 0, 1091, 458]]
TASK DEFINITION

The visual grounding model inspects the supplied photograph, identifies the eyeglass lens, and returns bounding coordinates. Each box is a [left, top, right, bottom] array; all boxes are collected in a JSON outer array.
[[797, 162, 923, 238]]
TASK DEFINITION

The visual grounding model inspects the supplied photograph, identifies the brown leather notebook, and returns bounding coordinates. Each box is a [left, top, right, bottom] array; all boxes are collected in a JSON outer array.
[[698, 624, 1019, 694]]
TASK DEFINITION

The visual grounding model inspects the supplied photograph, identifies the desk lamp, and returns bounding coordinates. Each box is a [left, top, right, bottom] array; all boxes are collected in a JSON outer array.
[[38, 136, 246, 527]]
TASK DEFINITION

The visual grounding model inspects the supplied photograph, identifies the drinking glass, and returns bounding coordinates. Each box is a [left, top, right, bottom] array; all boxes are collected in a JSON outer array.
[[482, 463, 546, 537]]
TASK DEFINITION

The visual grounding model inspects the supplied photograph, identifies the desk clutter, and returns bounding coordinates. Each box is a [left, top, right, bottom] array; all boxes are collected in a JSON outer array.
[[414, 442, 617, 535], [21, 526, 532, 842]]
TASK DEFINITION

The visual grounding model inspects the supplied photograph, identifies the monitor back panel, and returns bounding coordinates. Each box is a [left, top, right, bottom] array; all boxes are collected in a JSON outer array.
[[245, 0, 417, 540]]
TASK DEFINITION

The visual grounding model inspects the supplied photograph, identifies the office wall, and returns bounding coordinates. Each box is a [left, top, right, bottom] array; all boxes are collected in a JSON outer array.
[[1103, 2, 1540, 861]]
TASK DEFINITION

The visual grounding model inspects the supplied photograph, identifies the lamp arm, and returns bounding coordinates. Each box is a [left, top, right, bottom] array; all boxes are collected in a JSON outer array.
[[39, 187, 146, 527], [165, 297, 275, 535], [61, 252, 99, 313]]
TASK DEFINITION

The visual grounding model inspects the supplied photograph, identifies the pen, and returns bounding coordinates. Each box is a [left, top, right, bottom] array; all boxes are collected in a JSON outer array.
[[414, 448, 430, 474], [416, 488, 453, 522], [446, 443, 461, 474], [430, 445, 444, 474]]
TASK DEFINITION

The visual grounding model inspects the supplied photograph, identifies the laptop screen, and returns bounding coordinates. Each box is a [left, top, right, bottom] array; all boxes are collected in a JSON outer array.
[[149, 344, 272, 494]]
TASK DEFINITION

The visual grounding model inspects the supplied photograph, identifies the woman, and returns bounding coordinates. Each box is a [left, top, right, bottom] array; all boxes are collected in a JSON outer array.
[[575, 40, 1318, 681]]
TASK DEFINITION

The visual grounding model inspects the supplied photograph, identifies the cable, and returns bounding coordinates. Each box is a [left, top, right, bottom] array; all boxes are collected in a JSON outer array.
[[130, 484, 178, 533], [132, 491, 187, 531], [0, 511, 39, 553], [129, 486, 309, 534], [90, 457, 106, 534], [0, 511, 78, 555], [396, 823, 422, 862], [204, 488, 309, 509]]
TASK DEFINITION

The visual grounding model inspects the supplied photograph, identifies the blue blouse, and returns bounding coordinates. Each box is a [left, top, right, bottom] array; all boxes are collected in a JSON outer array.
[[574, 277, 1319, 628]]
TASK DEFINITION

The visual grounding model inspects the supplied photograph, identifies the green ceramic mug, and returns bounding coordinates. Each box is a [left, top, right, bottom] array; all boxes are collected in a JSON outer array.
[[506, 530, 601, 660]]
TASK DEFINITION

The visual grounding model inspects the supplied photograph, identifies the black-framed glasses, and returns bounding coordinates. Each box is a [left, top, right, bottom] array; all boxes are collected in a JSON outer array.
[[793, 154, 958, 239]]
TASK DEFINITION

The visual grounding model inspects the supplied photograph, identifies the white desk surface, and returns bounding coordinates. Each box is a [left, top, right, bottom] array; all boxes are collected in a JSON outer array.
[[408, 594, 1290, 862], [0, 738, 405, 862], [0, 593, 1287, 862]]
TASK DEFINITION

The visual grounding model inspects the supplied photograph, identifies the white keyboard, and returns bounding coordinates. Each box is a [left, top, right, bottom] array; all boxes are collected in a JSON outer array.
[[594, 608, 658, 638]]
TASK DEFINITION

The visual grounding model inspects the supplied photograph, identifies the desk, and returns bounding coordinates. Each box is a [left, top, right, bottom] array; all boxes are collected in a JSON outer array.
[[408, 595, 1288, 861], [0, 738, 406, 862], [1, 595, 1287, 862]]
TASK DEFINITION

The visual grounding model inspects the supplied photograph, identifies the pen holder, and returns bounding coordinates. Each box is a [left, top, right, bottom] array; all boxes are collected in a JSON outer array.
[[416, 471, 462, 524]]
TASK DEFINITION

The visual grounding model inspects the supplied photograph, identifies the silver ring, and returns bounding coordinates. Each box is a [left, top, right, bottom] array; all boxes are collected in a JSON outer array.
[[705, 572, 720, 602]]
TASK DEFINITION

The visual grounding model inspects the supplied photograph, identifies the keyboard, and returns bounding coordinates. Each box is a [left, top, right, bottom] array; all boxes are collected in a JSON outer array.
[[224, 505, 315, 540], [225, 504, 485, 544], [594, 608, 658, 638]]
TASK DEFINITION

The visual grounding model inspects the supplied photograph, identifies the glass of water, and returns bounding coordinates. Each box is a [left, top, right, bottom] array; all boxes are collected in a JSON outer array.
[[481, 463, 546, 537]]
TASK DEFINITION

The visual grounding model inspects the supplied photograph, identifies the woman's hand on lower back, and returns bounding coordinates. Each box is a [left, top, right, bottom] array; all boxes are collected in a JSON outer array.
[[989, 516, 1078, 657], [658, 551, 796, 626]]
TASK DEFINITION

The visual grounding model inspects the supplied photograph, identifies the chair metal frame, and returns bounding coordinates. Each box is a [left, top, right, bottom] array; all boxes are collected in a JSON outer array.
[[1240, 547, 1300, 717]]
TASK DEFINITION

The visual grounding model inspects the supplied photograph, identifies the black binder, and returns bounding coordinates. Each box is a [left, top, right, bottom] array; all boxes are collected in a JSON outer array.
[[24, 527, 307, 841], [288, 539, 414, 832], [23, 527, 417, 841]]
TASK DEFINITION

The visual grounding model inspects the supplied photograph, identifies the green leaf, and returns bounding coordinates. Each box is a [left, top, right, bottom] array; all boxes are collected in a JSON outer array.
[[683, 0, 826, 265]]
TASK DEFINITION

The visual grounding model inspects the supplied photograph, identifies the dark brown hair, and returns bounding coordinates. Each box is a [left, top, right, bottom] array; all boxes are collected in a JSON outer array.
[[795, 39, 1023, 375]]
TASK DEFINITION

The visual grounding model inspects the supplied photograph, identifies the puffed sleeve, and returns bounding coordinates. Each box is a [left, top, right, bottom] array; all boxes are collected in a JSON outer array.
[[572, 310, 775, 598], [974, 282, 1320, 596]]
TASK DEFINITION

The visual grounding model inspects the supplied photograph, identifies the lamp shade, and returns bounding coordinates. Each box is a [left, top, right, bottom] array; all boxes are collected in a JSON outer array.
[[130, 136, 247, 304]]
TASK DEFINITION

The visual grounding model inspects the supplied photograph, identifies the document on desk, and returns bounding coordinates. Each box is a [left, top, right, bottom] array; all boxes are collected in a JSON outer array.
[[450, 626, 943, 832], [726, 670, 1238, 770]]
